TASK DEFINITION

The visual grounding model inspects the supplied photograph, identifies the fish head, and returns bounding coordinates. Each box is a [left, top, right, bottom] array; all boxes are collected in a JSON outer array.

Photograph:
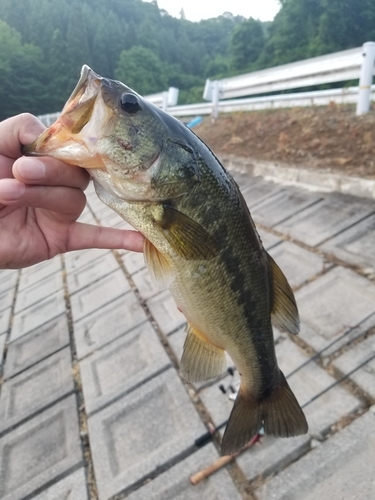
[[23, 65, 200, 201]]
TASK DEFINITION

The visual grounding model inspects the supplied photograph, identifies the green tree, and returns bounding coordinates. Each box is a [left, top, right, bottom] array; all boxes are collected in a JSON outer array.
[[0, 21, 46, 120], [229, 18, 265, 71], [115, 45, 168, 95]]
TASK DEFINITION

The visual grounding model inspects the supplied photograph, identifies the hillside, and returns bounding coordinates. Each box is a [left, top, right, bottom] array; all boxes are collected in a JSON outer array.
[[195, 104, 375, 179]]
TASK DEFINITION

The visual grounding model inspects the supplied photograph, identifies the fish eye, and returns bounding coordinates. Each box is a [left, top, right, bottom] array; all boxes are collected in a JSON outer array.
[[120, 93, 141, 114]]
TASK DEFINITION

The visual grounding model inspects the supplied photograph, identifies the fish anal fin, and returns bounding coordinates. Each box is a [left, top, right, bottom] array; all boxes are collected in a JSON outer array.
[[180, 324, 226, 383], [221, 370, 308, 456], [154, 204, 218, 261], [267, 253, 300, 335], [144, 238, 175, 290]]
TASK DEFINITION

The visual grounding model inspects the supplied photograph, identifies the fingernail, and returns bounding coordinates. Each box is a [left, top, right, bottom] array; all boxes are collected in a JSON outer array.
[[0, 179, 26, 201], [17, 159, 46, 180]]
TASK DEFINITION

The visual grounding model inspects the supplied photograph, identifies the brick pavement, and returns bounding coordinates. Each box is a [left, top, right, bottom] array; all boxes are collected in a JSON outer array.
[[0, 168, 374, 500]]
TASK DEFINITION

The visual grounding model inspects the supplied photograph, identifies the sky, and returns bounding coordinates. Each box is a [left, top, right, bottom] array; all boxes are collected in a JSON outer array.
[[144, 0, 281, 23]]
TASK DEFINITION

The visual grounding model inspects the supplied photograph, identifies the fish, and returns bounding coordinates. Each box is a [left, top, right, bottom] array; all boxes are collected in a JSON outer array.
[[23, 65, 308, 455]]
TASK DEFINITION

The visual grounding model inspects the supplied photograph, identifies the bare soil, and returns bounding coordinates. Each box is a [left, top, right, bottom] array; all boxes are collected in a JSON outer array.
[[194, 103, 375, 179]]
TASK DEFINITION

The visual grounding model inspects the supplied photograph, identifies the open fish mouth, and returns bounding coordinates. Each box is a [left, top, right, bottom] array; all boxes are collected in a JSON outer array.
[[22, 66, 109, 168]]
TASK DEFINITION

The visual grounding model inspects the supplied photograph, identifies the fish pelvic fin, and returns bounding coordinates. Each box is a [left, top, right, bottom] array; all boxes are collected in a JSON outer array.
[[144, 238, 175, 290], [267, 253, 300, 335], [180, 324, 227, 383], [221, 370, 308, 456]]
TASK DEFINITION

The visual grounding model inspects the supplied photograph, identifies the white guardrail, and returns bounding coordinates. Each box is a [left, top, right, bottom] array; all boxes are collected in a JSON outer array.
[[38, 86, 179, 126], [38, 42, 375, 125]]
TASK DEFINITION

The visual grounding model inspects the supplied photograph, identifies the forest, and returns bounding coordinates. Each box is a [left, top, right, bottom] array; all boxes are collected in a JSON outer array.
[[1, 0, 375, 120]]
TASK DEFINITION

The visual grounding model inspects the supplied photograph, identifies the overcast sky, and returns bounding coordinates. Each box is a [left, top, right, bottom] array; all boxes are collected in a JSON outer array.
[[144, 0, 281, 22]]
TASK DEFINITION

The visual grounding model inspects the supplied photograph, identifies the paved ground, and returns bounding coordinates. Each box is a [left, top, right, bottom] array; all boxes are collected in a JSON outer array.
[[0, 164, 375, 500]]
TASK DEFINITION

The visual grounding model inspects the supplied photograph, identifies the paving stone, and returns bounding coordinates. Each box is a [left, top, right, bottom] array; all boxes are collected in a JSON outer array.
[[64, 248, 111, 275], [275, 338, 361, 438], [237, 434, 311, 484], [147, 290, 186, 335], [0, 308, 11, 336], [269, 241, 329, 289], [0, 395, 82, 500], [88, 368, 206, 500], [251, 187, 322, 228], [257, 229, 282, 251], [18, 257, 62, 291], [14, 272, 64, 314], [242, 180, 284, 209], [4, 314, 70, 379], [0, 334, 6, 368], [80, 322, 171, 415], [333, 335, 375, 399], [10, 289, 66, 341], [126, 443, 242, 500], [132, 268, 160, 300], [320, 213, 375, 270], [0, 348, 74, 434], [67, 252, 120, 294], [33, 468, 88, 500], [74, 292, 147, 359], [121, 251, 146, 274], [0, 270, 18, 294], [257, 411, 375, 500], [0, 289, 13, 314], [296, 267, 375, 355], [70, 269, 131, 322], [274, 193, 373, 247]]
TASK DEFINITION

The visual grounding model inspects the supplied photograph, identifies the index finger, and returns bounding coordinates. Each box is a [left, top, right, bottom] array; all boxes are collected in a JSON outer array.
[[0, 113, 46, 159]]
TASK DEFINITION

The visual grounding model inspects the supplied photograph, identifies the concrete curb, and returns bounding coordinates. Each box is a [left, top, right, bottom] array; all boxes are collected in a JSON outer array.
[[220, 155, 375, 200]]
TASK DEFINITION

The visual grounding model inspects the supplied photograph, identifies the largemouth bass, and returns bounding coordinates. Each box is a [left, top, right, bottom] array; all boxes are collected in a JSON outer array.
[[23, 65, 308, 455]]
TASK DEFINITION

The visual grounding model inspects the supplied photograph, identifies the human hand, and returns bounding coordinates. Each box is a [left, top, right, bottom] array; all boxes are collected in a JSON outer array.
[[0, 113, 144, 269]]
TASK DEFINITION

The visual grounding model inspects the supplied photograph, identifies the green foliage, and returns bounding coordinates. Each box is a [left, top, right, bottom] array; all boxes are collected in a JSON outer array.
[[0, 0, 374, 119], [230, 18, 265, 72], [115, 46, 168, 95]]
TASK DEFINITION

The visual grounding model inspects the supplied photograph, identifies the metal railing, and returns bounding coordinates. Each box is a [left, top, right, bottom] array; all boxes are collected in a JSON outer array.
[[203, 42, 375, 118], [38, 87, 179, 126]]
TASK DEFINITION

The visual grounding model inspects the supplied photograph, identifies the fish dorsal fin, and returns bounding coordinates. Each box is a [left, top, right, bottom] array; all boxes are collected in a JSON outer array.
[[180, 324, 227, 383], [153, 204, 218, 261], [144, 238, 175, 290], [267, 253, 300, 335]]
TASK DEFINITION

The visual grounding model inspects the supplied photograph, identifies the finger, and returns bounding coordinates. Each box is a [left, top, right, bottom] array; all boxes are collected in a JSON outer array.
[[0, 179, 86, 219], [0, 114, 45, 159], [13, 156, 90, 190], [67, 222, 144, 253], [0, 155, 15, 179]]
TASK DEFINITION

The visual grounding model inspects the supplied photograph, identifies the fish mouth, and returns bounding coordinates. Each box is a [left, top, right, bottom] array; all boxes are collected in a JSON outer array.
[[22, 65, 109, 168]]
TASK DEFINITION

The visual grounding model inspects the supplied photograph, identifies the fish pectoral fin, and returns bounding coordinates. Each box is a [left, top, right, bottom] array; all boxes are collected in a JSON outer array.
[[221, 371, 308, 456], [180, 324, 226, 383], [144, 238, 175, 290], [267, 253, 300, 335], [154, 204, 218, 261]]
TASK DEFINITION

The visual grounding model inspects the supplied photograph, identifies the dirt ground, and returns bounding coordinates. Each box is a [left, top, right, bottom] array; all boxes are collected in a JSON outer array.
[[194, 103, 375, 179]]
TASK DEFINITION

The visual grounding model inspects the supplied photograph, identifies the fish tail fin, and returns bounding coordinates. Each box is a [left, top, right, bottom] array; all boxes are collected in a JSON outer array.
[[221, 371, 308, 456]]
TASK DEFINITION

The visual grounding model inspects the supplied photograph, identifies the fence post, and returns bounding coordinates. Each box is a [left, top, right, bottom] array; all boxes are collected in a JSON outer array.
[[356, 41, 375, 115], [212, 80, 220, 121]]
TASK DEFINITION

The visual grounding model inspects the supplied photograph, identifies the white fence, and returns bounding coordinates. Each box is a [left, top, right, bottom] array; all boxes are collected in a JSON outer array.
[[202, 42, 375, 118], [38, 87, 179, 126]]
